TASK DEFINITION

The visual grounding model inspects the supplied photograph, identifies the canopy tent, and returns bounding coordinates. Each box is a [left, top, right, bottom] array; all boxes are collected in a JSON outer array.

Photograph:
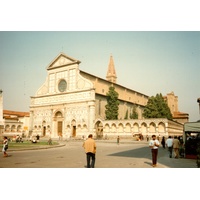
[[184, 122, 200, 133], [183, 122, 200, 158]]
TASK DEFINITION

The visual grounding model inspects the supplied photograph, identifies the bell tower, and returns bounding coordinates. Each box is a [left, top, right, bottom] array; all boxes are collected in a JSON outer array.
[[106, 55, 117, 83]]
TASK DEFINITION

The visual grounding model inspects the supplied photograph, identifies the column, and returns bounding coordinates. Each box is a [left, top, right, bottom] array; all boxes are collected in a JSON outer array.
[[88, 101, 95, 133], [0, 90, 4, 135]]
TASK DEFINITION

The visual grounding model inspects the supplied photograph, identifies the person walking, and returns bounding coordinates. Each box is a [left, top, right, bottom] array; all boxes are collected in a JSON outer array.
[[161, 136, 166, 149], [149, 135, 160, 167], [165, 136, 173, 158], [178, 136, 184, 158], [173, 136, 180, 158], [2, 136, 9, 157], [82, 134, 97, 168]]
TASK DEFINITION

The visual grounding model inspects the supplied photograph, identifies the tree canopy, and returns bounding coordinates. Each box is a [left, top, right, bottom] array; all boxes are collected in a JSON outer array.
[[105, 86, 119, 120], [130, 105, 138, 119], [143, 93, 173, 120]]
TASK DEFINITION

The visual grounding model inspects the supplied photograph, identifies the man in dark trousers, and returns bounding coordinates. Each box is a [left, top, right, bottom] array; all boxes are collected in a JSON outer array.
[[82, 134, 97, 168], [149, 135, 160, 167]]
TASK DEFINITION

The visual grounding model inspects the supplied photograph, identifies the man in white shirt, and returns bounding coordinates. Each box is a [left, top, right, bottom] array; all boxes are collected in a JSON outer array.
[[165, 136, 173, 158], [149, 135, 160, 167]]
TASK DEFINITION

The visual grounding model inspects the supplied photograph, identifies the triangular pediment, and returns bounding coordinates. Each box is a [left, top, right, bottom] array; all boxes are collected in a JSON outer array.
[[47, 53, 81, 70]]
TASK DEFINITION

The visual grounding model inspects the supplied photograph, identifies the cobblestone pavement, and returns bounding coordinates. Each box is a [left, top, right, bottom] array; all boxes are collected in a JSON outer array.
[[0, 139, 197, 168]]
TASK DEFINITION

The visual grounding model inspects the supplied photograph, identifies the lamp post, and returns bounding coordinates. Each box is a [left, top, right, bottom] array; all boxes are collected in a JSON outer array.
[[0, 90, 4, 135], [197, 98, 200, 120]]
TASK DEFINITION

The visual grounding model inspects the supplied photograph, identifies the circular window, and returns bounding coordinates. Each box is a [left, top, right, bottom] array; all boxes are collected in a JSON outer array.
[[58, 79, 67, 92]]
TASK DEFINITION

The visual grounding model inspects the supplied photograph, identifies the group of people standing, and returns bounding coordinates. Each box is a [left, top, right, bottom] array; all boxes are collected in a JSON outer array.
[[161, 135, 184, 158], [149, 134, 184, 167], [83, 134, 184, 168]]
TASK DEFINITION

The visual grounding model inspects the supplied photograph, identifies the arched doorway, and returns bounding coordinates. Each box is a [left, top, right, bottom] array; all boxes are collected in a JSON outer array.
[[71, 119, 76, 137], [95, 120, 103, 139], [54, 111, 64, 137], [42, 120, 46, 136]]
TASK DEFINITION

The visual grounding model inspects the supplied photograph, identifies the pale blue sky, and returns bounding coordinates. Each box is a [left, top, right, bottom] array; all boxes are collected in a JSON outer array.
[[0, 31, 199, 121]]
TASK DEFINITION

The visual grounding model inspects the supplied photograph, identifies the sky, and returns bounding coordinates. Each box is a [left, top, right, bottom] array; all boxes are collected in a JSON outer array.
[[0, 31, 200, 121]]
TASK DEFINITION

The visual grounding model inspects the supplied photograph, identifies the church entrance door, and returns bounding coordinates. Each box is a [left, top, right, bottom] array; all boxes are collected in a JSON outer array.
[[54, 111, 64, 138], [71, 120, 76, 137], [58, 121, 62, 136], [72, 126, 76, 137], [43, 126, 46, 136]]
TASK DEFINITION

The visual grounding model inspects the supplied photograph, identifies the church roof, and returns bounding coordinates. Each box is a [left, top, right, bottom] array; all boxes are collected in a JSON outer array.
[[80, 70, 149, 98], [3, 110, 30, 117], [173, 111, 189, 119]]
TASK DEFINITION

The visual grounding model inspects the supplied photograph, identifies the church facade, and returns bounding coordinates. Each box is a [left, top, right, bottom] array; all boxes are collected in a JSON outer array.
[[29, 52, 185, 139]]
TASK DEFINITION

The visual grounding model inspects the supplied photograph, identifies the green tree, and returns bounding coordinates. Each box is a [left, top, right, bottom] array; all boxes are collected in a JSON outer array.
[[143, 93, 173, 120], [105, 86, 119, 120], [130, 105, 138, 119], [124, 109, 128, 119]]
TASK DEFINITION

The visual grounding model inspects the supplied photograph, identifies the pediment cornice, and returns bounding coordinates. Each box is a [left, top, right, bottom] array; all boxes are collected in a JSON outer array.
[[47, 52, 81, 70]]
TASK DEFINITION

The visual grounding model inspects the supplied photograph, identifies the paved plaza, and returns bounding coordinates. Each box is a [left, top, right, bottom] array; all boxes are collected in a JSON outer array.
[[0, 139, 197, 168]]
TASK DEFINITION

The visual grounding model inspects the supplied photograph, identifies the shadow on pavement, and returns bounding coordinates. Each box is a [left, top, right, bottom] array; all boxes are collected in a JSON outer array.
[[107, 146, 197, 168]]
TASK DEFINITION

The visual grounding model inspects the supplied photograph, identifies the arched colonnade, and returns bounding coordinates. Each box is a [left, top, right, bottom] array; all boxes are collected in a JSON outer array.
[[95, 118, 169, 139]]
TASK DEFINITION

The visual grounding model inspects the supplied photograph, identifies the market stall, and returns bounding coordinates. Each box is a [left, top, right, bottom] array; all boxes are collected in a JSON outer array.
[[183, 121, 200, 159]]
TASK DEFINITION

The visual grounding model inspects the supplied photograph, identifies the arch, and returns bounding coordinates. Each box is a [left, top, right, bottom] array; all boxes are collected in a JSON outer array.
[[149, 122, 156, 133], [77, 124, 81, 129], [133, 123, 139, 133], [77, 124, 82, 137], [111, 123, 117, 133], [141, 122, 147, 134], [42, 120, 47, 136], [71, 119, 76, 137], [66, 125, 71, 134], [95, 120, 103, 139], [118, 123, 124, 132], [66, 125, 70, 129], [83, 124, 87, 130], [54, 111, 63, 118], [158, 122, 165, 133], [104, 123, 110, 133], [53, 110, 64, 138], [17, 125, 22, 132], [5, 125, 10, 132], [125, 123, 131, 133], [11, 125, 16, 132]]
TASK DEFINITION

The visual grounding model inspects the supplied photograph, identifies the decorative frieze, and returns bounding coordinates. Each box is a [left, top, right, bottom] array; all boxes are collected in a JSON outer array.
[[32, 91, 94, 106]]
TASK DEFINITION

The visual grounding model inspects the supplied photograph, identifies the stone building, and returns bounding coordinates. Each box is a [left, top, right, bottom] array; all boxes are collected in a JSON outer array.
[[164, 92, 189, 124], [2, 110, 30, 137], [29, 52, 185, 139]]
